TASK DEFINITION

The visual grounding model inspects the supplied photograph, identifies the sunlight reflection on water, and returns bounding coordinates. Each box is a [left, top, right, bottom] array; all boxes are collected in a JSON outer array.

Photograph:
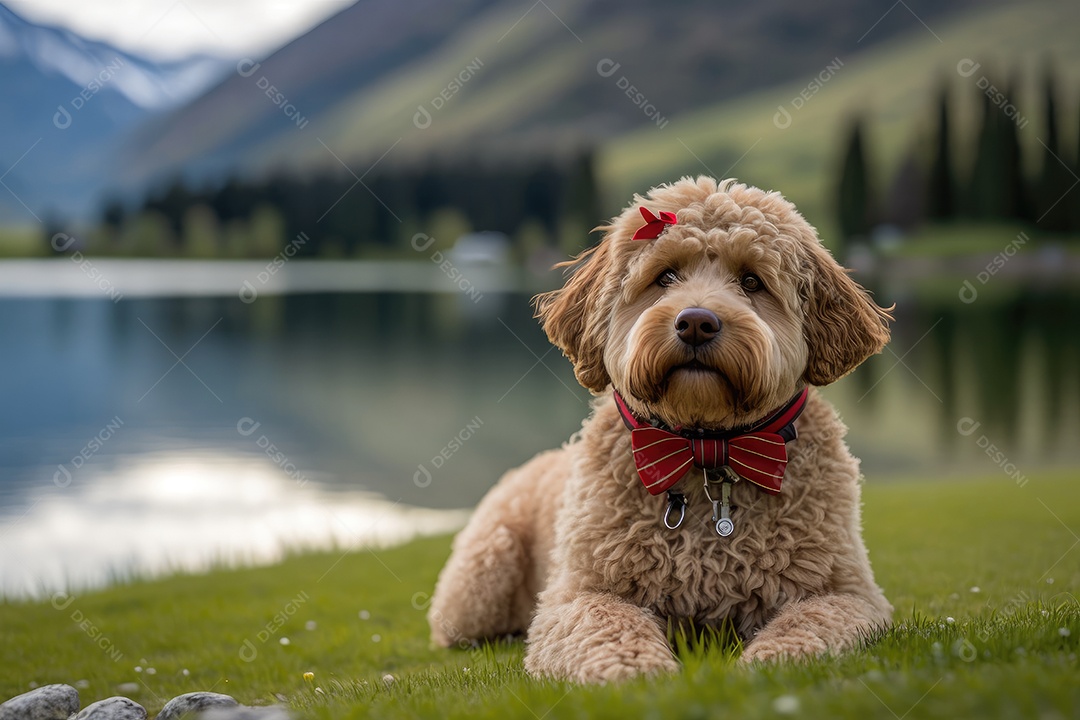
[[0, 451, 469, 597]]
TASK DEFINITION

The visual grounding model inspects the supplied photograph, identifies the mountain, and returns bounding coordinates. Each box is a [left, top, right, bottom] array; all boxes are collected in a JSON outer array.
[[109, 0, 1001, 202], [0, 2, 232, 223], [599, 0, 1080, 236]]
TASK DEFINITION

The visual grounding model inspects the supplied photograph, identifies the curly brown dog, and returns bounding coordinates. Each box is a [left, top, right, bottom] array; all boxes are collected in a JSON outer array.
[[428, 176, 894, 683]]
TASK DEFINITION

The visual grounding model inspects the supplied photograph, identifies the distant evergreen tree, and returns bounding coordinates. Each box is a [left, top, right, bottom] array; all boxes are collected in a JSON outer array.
[[562, 149, 602, 236], [1002, 74, 1032, 223], [181, 204, 221, 259], [884, 144, 925, 231], [101, 198, 126, 232], [42, 214, 67, 255], [249, 204, 286, 257], [925, 83, 957, 221], [371, 173, 412, 249], [145, 178, 195, 241], [1037, 64, 1072, 232], [121, 211, 175, 256], [836, 118, 874, 248], [212, 177, 258, 223], [966, 80, 1008, 220], [1074, 84, 1080, 234], [414, 163, 442, 222]]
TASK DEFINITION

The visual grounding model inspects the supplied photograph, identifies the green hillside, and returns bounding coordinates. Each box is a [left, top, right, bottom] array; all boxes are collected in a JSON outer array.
[[598, 0, 1080, 239], [115, 0, 1000, 197]]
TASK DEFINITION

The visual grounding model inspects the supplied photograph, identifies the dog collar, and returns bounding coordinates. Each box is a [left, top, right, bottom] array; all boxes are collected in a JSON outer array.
[[613, 387, 808, 497]]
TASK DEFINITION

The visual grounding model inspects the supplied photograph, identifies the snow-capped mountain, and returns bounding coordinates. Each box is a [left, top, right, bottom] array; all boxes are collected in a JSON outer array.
[[0, 2, 233, 222], [0, 5, 229, 112]]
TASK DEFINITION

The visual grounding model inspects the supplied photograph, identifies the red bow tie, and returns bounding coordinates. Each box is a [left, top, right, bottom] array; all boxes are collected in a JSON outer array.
[[614, 388, 808, 496]]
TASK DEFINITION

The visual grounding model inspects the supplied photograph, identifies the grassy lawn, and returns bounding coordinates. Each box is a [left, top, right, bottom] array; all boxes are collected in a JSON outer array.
[[2, 471, 1078, 718]]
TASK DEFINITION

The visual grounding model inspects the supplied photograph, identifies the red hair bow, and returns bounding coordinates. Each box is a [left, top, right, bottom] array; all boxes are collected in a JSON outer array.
[[632, 207, 677, 241]]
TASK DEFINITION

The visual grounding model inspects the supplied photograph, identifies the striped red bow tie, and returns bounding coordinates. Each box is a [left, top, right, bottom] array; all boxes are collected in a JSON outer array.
[[614, 388, 808, 496]]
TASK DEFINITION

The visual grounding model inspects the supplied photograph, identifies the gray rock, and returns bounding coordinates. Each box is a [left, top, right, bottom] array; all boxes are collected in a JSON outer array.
[[0, 684, 80, 720], [154, 693, 238, 720], [201, 707, 292, 720], [75, 697, 147, 719]]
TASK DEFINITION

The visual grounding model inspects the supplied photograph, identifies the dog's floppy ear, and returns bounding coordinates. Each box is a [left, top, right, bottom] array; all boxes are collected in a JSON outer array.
[[802, 244, 892, 386], [533, 237, 613, 393]]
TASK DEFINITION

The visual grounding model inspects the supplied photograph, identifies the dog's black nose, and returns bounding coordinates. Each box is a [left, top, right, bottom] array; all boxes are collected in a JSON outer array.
[[674, 307, 721, 346]]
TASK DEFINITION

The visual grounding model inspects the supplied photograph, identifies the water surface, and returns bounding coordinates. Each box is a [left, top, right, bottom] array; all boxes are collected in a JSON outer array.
[[1, 259, 1076, 595]]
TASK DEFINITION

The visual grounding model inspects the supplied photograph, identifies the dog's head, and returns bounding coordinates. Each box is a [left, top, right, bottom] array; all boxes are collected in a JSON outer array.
[[534, 176, 892, 430]]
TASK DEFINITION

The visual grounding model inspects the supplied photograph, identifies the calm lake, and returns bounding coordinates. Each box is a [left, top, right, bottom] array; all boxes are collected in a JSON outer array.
[[1, 257, 1076, 595]]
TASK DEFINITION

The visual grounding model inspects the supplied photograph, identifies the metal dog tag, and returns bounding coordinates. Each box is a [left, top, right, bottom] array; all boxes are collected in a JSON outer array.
[[715, 481, 734, 536], [704, 468, 736, 537]]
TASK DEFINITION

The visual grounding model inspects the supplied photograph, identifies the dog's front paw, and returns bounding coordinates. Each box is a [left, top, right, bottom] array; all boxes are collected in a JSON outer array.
[[571, 639, 680, 683], [741, 631, 829, 664], [525, 591, 679, 683], [741, 593, 892, 664]]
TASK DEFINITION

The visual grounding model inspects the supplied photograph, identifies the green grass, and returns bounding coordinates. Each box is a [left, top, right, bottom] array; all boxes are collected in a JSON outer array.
[[2, 471, 1078, 718], [0, 227, 45, 257], [877, 223, 1076, 259]]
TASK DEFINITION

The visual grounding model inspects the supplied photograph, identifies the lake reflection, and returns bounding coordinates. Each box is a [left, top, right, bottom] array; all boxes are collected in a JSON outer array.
[[1, 451, 469, 596], [1, 261, 1077, 595]]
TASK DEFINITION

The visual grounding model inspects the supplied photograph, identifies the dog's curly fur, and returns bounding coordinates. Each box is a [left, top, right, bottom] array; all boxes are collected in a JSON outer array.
[[428, 176, 894, 683]]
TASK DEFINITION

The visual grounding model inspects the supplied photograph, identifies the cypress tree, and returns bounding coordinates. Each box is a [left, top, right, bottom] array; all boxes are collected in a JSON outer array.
[[1074, 85, 1080, 233], [101, 198, 126, 232], [1037, 63, 1072, 232], [561, 149, 603, 248], [884, 145, 925, 231], [1003, 71, 1032, 222], [836, 118, 874, 248], [925, 83, 957, 220], [966, 79, 1007, 220]]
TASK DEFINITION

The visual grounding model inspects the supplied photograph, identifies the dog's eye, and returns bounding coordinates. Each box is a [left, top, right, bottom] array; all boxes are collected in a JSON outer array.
[[740, 273, 763, 292], [656, 270, 679, 287]]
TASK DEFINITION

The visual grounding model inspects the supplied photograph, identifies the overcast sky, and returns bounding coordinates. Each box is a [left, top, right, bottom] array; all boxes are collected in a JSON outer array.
[[5, 0, 353, 59]]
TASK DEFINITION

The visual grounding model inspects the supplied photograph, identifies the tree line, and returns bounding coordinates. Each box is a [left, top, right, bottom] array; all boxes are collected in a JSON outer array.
[[837, 62, 1078, 248], [52, 152, 601, 259]]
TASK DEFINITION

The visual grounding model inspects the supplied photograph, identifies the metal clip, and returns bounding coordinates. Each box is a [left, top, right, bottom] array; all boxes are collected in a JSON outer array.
[[703, 466, 737, 537], [716, 481, 734, 537], [663, 491, 686, 530]]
